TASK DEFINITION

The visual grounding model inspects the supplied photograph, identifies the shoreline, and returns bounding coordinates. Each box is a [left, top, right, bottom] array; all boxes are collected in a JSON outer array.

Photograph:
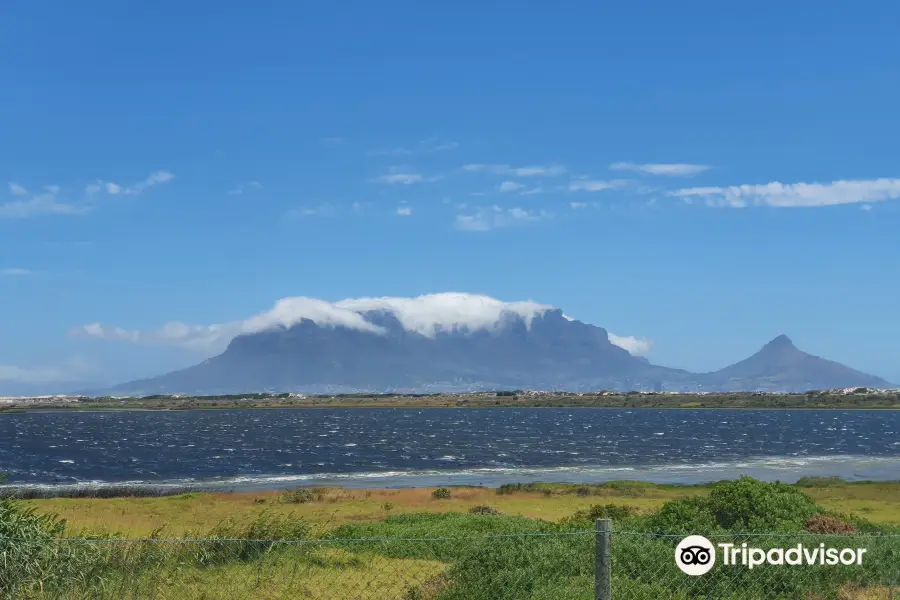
[[7, 455, 900, 496], [3, 390, 899, 412]]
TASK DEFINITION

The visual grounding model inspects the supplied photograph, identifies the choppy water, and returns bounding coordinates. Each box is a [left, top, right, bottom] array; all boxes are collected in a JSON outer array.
[[2, 408, 899, 489]]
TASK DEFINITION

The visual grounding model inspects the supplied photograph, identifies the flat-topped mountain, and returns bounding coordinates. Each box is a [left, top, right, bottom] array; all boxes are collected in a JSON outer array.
[[97, 294, 893, 395], [108, 306, 686, 395]]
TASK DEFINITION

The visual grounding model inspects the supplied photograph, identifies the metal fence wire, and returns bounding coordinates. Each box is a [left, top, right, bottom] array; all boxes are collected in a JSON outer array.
[[2, 524, 899, 599]]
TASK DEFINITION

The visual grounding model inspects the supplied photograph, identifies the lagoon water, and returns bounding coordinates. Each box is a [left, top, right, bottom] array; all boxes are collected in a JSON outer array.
[[2, 408, 899, 490]]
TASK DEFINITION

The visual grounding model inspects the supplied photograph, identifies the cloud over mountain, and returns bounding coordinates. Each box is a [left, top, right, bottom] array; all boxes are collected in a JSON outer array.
[[71, 293, 647, 357]]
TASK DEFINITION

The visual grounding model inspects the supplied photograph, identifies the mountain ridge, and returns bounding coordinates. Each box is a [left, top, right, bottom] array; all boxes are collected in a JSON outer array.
[[99, 311, 892, 395]]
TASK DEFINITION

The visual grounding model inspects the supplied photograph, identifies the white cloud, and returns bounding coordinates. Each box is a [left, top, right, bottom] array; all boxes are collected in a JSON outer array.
[[497, 180, 525, 193], [608, 333, 654, 356], [287, 204, 335, 218], [85, 170, 175, 197], [227, 181, 264, 195], [454, 205, 551, 231], [373, 173, 425, 185], [861, 204, 873, 211], [372, 139, 459, 157], [73, 321, 239, 352], [570, 202, 588, 209], [1, 268, 33, 276], [670, 178, 900, 208], [396, 206, 413, 216], [463, 164, 567, 177], [0, 192, 90, 219], [611, 162, 710, 176], [74, 294, 657, 368], [72, 293, 558, 351], [568, 179, 626, 192], [9, 182, 27, 196]]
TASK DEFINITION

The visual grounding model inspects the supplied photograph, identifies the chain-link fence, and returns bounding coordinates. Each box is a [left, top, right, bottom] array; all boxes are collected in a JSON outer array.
[[603, 525, 900, 600], [3, 525, 899, 599]]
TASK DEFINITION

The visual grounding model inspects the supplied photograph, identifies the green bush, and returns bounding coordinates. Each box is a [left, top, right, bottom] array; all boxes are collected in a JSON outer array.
[[561, 503, 639, 526], [644, 496, 721, 534], [469, 505, 503, 516], [432, 488, 452, 500], [794, 476, 847, 488], [645, 476, 822, 533], [279, 487, 315, 504], [707, 476, 821, 531]]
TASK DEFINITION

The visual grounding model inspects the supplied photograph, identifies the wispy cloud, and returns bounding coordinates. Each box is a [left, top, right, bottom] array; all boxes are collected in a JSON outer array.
[[608, 333, 653, 356], [227, 181, 264, 195], [72, 322, 234, 353], [371, 164, 442, 185], [670, 178, 900, 208], [568, 179, 627, 192], [286, 204, 336, 218], [1, 268, 34, 276], [497, 180, 526, 193], [0, 191, 90, 219], [570, 202, 589, 209], [371, 138, 459, 157], [2, 171, 173, 219], [463, 164, 567, 177], [85, 171, 175, 197], [611, 162, 711, 176], [454, 205, 551, 232], [395, 206, 413, 216], [372, 173, 426, 185]]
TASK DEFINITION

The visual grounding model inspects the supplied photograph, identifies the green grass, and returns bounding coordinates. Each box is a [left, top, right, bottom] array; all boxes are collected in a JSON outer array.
[[8, 478, 900, 599]]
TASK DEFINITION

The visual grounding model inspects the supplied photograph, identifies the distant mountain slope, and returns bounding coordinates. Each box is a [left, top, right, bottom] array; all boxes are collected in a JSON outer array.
[[106, 309, 689, 395], [98, 295, 892, 396], [699, 335, 892, 392]]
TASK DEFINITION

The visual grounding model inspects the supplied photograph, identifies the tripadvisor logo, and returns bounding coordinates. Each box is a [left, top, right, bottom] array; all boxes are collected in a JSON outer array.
[[675, 536, 868, 576], [675, 536, 717, 576]]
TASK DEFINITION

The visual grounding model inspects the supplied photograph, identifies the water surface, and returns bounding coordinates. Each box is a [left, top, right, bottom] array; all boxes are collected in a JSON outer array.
[[2, 408, 898, 489]]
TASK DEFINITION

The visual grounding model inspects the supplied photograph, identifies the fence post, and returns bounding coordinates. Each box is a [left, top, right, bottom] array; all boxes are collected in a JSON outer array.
[[595, 518, 612, 600]]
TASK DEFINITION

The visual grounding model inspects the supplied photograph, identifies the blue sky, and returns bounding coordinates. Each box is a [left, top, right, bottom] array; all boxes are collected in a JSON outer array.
[[2, 0, 900, 392]]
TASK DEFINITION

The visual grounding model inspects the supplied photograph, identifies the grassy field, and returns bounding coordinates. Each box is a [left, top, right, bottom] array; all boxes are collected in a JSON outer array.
[[25, 479, 900, 537], [7, 478, 900, 599]]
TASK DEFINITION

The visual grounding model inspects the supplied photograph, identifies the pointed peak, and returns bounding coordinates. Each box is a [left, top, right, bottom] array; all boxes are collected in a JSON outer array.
[[762, 334, 795, 350]]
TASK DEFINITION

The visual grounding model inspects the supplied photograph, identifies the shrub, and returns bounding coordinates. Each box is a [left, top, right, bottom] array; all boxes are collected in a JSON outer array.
[[646, 476, 823, 533], [562, 503, 639, 525], [382, 502, 395, 511], [645, 496, 721, 534], [804, 514, 857, 534], [574, 486, 591, 497], [279, 488, 315, 504], [431, 488, 452, 500], [707, 476, 822, 531], [795, 476, 847, 488], [469, 505, 503, 516]]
